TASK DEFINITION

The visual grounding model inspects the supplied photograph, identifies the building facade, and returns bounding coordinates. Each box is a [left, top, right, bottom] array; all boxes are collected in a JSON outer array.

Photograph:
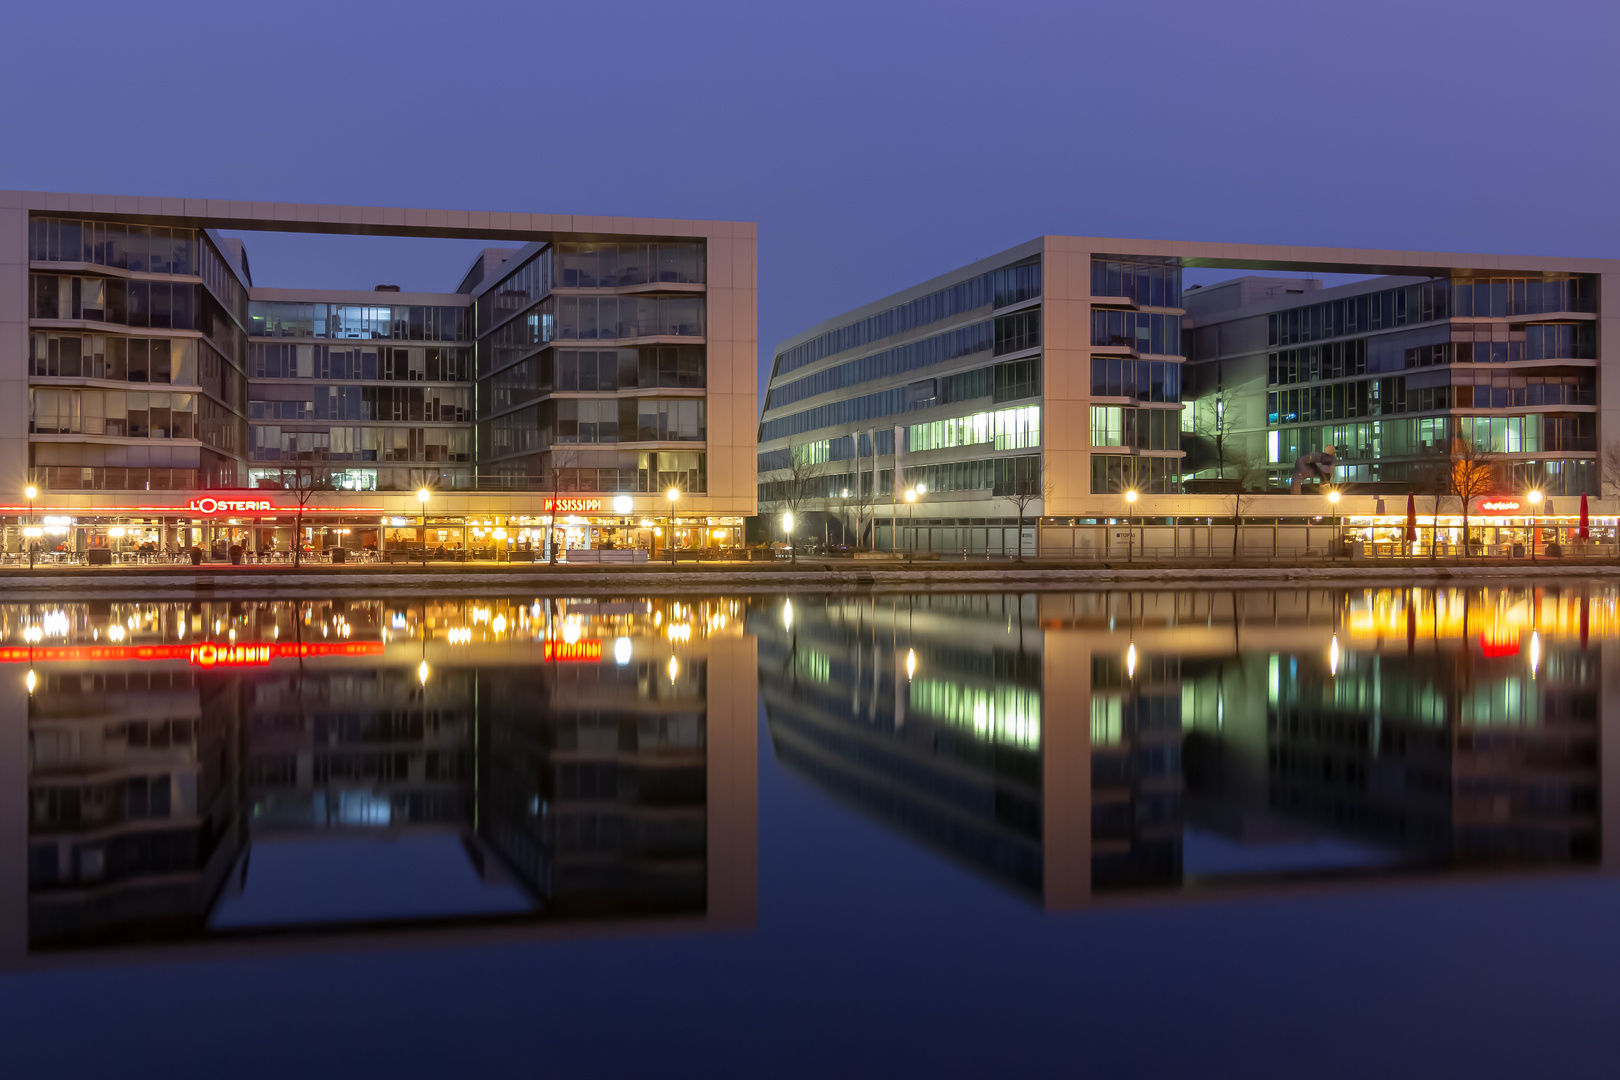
[[1, 192, 757, 559], [758, 238, 1620, 556]]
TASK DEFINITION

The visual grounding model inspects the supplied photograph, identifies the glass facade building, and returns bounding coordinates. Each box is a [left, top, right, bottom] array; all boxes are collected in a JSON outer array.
[[1, 192, 757, 561], [761, 235, 1618, 557]]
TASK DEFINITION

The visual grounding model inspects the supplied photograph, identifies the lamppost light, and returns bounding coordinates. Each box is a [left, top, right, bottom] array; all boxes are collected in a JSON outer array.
[[782, 511, 795, 532], [666, 487, 680, 502], [904, 489, 916, 503], [916, 483, 926, 495], [1328, 489, 1341, 504], [24, 486, 37, 500], [1125, 489, 1139, 503], [416, 487, 430, 504], [1528, 490, 1543, 504]]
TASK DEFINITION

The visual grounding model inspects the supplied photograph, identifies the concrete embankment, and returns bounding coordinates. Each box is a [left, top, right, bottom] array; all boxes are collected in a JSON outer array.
[[0, 559, 1614, 596]]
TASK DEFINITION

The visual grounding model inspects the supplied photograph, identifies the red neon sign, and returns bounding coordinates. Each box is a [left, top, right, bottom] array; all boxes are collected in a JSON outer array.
[[542, 498, 603, 513], [545, 640, 603, 662], [1478, 499, 1522, 513], [187, 498, 274, 514]]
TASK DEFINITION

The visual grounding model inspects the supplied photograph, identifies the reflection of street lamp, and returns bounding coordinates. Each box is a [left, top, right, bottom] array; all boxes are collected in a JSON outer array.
[[1528, 489, 1543, 561], [666, 487, 680, 565], [24, 484, 38, 570], [1327, 488, 1341, 561], [1124, 489, 1138, 563], [416, 487, 430, 568]]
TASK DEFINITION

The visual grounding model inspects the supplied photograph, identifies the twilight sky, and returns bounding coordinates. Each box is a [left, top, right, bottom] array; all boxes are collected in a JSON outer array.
[[4, 0, 1618, 403]]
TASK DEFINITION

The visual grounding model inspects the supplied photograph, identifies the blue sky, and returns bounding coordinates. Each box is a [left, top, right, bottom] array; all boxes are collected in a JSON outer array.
[[4, 0, 1617, 401]]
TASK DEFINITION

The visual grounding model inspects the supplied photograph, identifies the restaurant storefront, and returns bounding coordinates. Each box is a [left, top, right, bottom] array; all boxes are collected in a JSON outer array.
[[0, 495, 744, 563]]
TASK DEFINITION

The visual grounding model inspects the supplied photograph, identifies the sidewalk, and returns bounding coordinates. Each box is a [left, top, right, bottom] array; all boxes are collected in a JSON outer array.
[[0, 555, 1614, 594]]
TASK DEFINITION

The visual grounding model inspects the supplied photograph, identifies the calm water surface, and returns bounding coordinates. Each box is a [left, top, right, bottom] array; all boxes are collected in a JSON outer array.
[[1, 585, 1616, 1077]]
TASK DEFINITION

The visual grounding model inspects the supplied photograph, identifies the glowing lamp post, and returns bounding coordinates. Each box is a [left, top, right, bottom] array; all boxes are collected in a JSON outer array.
[[1327, 488, 1341, 561], [1528, 489, 1543, 561], [666, 487, 680, 565], [1124, 489, 1139, 563], [782, 510, 797, 564], [24, 484, 37, 570], [416, 487, 430, 568]]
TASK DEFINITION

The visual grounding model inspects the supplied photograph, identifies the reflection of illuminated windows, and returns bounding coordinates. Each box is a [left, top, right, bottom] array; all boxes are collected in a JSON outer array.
[[1459, 677, 1540, 726], [907, 679, 1040, 750], [793, 649, 830, 684], [1090, 697, 1123, 745]]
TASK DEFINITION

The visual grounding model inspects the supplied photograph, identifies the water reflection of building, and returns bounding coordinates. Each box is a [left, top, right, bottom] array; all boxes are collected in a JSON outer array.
[[758, 587, 1615, 909], [753, 596, 1051, 901], [0, 597, 756, 965]]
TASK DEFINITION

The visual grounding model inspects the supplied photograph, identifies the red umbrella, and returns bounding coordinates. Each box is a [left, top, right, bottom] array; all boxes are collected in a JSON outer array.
[[1579, 492, 1589, 540], [1405, 493, 1417, 543]]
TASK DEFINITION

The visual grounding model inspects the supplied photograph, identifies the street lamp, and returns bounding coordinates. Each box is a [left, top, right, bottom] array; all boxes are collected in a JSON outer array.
[[666, 486, 680, 565], [782, 510, 796, 564], [1124, 489, 1138, 563], [24, 484, 37, 570], [1528, 489, 1543, 561], [904, 487, 917, 558], [1327, 488, 1341, 561], [416, 487, 431, 567]]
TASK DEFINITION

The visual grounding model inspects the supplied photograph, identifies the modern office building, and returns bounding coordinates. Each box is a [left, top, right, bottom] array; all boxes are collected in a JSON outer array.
[[2, 192, 756, 558], [758, 238, 1619, 556]]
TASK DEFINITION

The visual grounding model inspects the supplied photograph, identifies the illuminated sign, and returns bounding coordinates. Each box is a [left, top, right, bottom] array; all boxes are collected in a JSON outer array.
[[1478, 500, 1522, 513], [542, 498, 603, 513], [545, 639, 603, 662], [187, 498, 273, 514]]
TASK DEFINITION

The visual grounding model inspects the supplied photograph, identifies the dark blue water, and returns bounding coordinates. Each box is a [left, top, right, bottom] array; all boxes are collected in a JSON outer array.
[[0, 588, 1614, 1077]]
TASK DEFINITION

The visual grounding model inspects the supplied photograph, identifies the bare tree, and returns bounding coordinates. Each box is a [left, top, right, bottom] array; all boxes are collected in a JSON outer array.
[[540, 445, 580, 565], [1447, 437, 1497, 556], [1003, 458, 1054, 561], [1410, 456, 1451, 561], [1183, 393, 1231, 480], [769, 444, 826, 564], [1223, 448, 1269, 560], [1601, 439, 1620, 498], [288, 463, 335, 569]]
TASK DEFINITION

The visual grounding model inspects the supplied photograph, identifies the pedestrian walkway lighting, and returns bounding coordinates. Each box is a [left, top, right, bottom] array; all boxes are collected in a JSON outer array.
[[666, 487, 680, 564], [1528, 489, 1543, 561], [24, 484, 37, 569], [416, 487, 431, 567], [1124, 489, 1138, 562], [1327, 488, 1341, 561]]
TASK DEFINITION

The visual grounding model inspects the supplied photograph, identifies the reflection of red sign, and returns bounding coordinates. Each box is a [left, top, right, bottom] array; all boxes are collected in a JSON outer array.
[[542, 498, 602, 513], [1478, 500, 1522, 513], [0, 641, 386, 664], [187, 498, 273, 514], [191, 644, 272, 667], [545, 640, 603, 662], [1480, 630, 1521, 657]]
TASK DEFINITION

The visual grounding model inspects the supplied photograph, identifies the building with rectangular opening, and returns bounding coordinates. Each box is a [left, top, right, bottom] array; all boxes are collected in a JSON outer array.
[[1, 191, 756, 561], [758, 237, 1619, 557]]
